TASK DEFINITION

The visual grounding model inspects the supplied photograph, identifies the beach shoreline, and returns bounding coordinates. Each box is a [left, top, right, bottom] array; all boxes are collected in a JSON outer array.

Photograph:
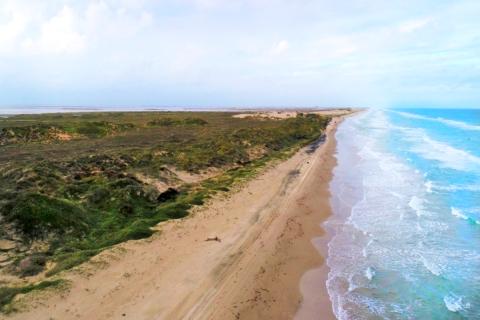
[[4, 116, 344, 320]]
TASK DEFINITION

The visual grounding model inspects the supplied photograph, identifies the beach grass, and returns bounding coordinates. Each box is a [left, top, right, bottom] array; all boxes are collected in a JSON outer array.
[[0, 280, 64, 313]]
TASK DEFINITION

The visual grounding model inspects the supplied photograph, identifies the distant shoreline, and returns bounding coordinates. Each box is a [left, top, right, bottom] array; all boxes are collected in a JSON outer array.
[[0, 106, 354, 115]]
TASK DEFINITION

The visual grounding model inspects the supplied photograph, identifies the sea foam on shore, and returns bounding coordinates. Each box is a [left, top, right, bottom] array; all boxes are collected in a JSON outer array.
[[326, 109, 480, 319]]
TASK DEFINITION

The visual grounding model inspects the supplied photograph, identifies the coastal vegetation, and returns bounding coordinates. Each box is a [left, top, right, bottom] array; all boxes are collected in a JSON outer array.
[[0, 111, 330, 311]]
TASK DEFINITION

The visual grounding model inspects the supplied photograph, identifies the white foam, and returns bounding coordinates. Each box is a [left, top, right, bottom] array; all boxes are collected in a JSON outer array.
[[420, 255, 442, 276], [437, 117, 480, 131], [389, 191, 403, 198], [424, 180, 433, 193], [362, 247, 367, 257], [417, 134, 480, 170], [451, 207, 468, 220], [395, 111, 429, 121], [451, 207, 480, 225], [365, 267, 376, 281], [394, 110, 480, 131], [415, 221, 423, 232], [326, 110, 479, 319], [409, 196, 426, 216], [443, 293, 470, 312], [347, 275, 359, 292], [434, 184, 480, 192], [395, 125, 480, 171]]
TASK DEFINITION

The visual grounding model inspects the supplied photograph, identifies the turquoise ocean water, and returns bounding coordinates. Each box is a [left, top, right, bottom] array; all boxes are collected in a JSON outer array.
[[327, 109, 480, 319]]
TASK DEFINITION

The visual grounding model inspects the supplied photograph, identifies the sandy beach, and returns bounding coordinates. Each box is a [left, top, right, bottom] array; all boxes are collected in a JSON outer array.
[[5, 117, 342, 320], [2, 0, 475, 317]]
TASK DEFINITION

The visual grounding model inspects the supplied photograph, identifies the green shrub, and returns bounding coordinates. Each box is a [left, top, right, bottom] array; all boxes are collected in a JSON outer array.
[[47, 250, 99, 276], [182, 117, 208, 125], [156, 202, 191, 219], [148, 117, 207, 127], [148, 118, 178, 126], [118, 220, 154, 240], [0, 280, 63, 311], [5, 193, 88, 238], [76, 121, 134, 137]]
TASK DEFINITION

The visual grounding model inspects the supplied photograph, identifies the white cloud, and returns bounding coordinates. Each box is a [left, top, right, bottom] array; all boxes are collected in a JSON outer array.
[[0, 5, 29, 53], [0, 0, 478, 107], [85, 1, 153, 38], [313, 36, 357, 59], [22, 6, 86, 54], [0, 1, 154, 56], [271, 40, 289, 55], [398, 17, 432, 33]]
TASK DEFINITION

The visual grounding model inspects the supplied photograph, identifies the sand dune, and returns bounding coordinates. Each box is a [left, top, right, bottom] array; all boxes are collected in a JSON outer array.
[[5, 118, 343, 320]]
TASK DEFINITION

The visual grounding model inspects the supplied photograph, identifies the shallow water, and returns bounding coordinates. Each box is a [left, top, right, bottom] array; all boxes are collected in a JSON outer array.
[[327, 109, 480, 319], [0, 105, 258, 115]]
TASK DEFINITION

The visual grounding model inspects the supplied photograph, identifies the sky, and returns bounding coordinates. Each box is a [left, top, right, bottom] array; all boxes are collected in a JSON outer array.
[[0, 0, 479, 109]]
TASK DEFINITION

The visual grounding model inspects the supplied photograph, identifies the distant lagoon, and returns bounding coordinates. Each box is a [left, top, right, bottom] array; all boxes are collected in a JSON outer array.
[[0, 105, 232, 115]]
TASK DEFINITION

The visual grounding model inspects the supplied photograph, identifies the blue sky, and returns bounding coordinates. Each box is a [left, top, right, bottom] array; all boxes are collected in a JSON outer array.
[[0, 0, 479, 109]]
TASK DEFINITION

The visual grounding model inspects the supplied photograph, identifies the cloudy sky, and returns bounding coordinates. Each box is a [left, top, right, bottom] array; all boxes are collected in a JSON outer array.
[[0, 0, 479, 108]]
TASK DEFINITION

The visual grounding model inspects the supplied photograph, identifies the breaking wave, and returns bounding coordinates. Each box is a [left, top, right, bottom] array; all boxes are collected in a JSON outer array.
[[395, 110, 480, 131]]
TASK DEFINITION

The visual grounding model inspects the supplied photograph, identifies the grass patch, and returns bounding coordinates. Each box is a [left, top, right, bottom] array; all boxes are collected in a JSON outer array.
[[46, 250, 100, 276], [4, 193, 88, 239], [147, 117, 207, 126], [0, 280, 64, 312]]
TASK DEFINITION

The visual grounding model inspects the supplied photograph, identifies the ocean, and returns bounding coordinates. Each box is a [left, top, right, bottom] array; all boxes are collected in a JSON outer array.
[[328, 109, 480, 319]]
